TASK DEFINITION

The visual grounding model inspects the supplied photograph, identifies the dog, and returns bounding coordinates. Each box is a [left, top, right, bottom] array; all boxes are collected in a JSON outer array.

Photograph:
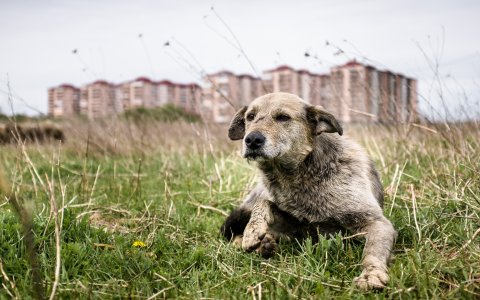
[[220, 92, 396, 290]]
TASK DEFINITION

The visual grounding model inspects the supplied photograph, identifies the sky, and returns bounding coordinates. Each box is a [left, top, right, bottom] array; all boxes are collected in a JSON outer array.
[[1, 0, 480, 120]]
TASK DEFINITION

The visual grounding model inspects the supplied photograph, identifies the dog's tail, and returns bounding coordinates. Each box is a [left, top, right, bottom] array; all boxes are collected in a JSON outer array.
[[220, 207, 251, 241]]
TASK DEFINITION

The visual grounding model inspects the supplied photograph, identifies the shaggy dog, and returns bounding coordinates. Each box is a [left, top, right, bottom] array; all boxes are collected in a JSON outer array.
[[221, 92, 396, 289]]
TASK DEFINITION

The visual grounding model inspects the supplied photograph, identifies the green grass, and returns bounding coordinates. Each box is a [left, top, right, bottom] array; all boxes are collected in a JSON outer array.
[[0, 121, 479, 299]]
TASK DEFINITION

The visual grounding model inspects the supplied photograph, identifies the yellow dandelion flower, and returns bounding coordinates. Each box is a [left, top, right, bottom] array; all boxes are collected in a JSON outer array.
[[132, 240, 147, 248]]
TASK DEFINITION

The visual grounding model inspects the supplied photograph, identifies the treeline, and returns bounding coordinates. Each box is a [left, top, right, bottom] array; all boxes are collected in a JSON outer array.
[[121, 104, 201, 123]]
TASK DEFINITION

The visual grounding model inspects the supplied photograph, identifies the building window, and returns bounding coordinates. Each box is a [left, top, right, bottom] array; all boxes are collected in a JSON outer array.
[[279, 74, 292, 92], [92, 89, 101, 99]]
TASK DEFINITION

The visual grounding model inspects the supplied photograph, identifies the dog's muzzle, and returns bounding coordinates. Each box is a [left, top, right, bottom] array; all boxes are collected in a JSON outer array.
[[244, 131, 266, 159], [245, 131, 265, 150]]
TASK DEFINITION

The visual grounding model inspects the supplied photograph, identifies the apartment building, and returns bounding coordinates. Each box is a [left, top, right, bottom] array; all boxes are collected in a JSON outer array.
[[310, 74, 332, 109], [375, 70, 418, 124], [204, 66, 322, 123], [262, 66, 336, 110], [201, 61, 417, 124], [330, 60, 372, 122], [204, 71, 238, 123], [237, 74, 263, 106], [329, 60, 418, 123], [156, 80, 176, 107], [49, 78, 202, 119], [48, 60, 418, 123], [263, 65, 301, 96], [79, 80, 118, 119], [117, 77, 157, 111], [202, 70, 263, 123], [173, 83, 202, 114], [116, 78, 202, 114], [47, 84, 80, 117]]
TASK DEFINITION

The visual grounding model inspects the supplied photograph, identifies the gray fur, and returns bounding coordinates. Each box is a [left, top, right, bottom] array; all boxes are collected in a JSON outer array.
[[222, 92, 397, 290]]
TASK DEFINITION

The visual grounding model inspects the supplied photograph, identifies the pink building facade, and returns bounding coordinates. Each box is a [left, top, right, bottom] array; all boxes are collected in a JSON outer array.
[[48, 84, 80, 118], [79, 80, 118, 119], [117, 77, 157, 111], [48, 60, 418, 123], [49, 78, 201, 119], [202, 71, 263, 123]]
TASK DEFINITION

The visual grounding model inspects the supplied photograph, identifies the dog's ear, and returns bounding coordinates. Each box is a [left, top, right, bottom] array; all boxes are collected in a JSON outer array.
[[228, 106, 247, 140], [306, 105, 343, 136]]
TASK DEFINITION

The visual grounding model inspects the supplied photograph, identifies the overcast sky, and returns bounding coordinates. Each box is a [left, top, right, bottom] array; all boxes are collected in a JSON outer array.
[[1, 0, 479, 119]]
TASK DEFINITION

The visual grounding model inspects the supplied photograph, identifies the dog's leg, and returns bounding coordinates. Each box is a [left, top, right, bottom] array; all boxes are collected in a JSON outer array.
[[354, 216, 397, 290], [255, 232, 277, 258], [220, 206, 251, 242], [221, 185, 266, 242], [242, 197, 277, 257]]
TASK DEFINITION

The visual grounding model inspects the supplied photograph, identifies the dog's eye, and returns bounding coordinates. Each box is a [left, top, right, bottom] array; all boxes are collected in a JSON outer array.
[[246, 113, 255, 121], [275, 114, 291, 122]]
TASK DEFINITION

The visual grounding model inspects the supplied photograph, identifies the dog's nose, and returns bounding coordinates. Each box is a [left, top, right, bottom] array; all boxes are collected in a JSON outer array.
[[245, 131, 265, 150]]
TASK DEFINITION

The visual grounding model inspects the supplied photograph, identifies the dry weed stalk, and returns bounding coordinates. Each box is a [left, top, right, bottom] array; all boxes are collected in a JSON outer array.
[[0, 257, 19, 299]]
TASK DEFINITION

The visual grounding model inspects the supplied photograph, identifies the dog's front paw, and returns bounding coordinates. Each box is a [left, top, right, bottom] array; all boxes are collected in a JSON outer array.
[[354, 265, 389, 290], [242, 222, 267, 252], [255, 233, 277, 258]]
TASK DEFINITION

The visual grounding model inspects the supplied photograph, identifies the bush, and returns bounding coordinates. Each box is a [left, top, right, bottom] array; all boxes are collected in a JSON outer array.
[[122, 104, 201, 123]]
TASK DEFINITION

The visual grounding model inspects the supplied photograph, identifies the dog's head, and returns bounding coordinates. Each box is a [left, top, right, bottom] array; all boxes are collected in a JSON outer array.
[[228, 92, 342, 163]]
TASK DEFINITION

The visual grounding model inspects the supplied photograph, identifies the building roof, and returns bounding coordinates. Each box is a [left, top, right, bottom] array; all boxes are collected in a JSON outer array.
[[208, 70, 235, 77], [188, 83, 201, 88], [380, 70, 395, 75], [264, 65, 295, 73], [297, 69, 313, 75], [156, 80, 175, 86], [58, 83, 79, 90], [92, 80, 113, 86], [237, 73, 259, 80], [156, 80, 201, 88], [340, 59, 363, 68], [134, 76, 153, 83]]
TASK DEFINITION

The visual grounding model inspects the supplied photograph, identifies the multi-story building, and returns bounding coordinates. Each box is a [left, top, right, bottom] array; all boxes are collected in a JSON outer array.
[[173, 83, 202, 114], [116, 77, 157, 111], [310, 74, 332, 109], [79, 80, 118, 119], [263, 65, 301, 97], [407, 79, 418, 122], [330, 60, 418, 123], [156, 81, 202, 114], [202, 71, 264, 123], [376, 70, 417, 123], [48, 60, 418, 123], [156, 80, 176, 107], [330, 60, 371, 122], [297, 69, 314, 103], [48, 79, 202, 119], [202, 71, 240, 123], [48, 84, 80, 117], [262, 66, 332, 107], [237, 74, 263, 107]]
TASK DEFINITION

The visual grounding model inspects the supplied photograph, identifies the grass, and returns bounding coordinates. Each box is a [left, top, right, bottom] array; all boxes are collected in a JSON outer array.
[[0, 119, 479, 299]]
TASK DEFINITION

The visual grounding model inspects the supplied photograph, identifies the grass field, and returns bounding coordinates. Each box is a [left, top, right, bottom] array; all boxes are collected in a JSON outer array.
[[0, 119, 479, 299]]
